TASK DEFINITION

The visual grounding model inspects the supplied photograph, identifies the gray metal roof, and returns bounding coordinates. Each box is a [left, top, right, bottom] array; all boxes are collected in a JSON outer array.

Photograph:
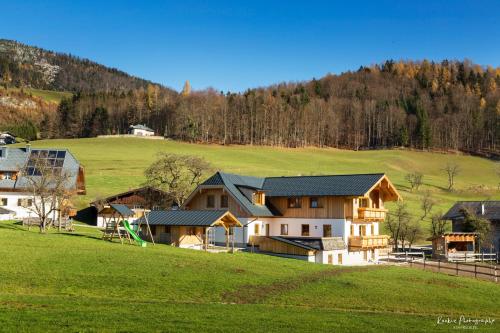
[[262, 174, 385, 197], [0, 147, 81, 191], [269, 236, 345, 251], [201, 172, 273, 217], [129, 124, 154, 132], [199, 172, 386, 217], [0, 207, 14, 214], [443, 201, 500, 221], [135, 210, 229, 226], [110, 204, 134, 217]]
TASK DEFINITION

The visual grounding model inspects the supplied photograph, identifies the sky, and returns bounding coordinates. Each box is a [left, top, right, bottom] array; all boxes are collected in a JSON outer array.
[[1, 0, 500, 92]]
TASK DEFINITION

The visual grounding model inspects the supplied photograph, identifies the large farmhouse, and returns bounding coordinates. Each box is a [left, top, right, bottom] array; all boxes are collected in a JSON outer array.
[[141, 171, 401, 265], [0, 145, 86, 219]]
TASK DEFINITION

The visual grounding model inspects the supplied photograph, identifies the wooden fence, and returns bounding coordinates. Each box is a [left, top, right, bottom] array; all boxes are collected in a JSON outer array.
[[408, 258, 498, 283]]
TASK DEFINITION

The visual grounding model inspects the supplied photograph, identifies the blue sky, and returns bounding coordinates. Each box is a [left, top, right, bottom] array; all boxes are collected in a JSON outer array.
[[2, 0, 499, 92]]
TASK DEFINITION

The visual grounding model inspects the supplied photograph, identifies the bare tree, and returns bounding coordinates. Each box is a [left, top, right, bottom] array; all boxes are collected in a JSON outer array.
[[144, 153, 212, 206], [405, 222, 422, 250], [25, 158, 73, 233], [429, 212, 447, 237], [420, 191, 435, 221], [405, 172, 423, 192], [443, 162, 460, 191], [386, 202, 411, 251]]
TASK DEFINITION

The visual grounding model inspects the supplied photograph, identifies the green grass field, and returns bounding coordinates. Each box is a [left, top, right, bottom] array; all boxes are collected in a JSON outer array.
[[1, 87, 72, 103], [25, 137, 500, 238], [0, 220, 498, 332]]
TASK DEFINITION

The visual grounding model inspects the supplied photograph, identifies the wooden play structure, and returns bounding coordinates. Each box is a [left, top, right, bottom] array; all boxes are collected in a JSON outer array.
[[100, 204, 153, 246]]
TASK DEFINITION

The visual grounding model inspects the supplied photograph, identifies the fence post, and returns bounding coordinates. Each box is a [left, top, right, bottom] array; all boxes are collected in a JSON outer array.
[[438, 259, 440, 273], [405, 251, 408, 262], [482, 252, 484, 262], [464, 253, 467, 263], [423, 255, 426, 269], [456, 262, 459, 276], [495, 266, 498, 283], [474, 264, 477, 278]]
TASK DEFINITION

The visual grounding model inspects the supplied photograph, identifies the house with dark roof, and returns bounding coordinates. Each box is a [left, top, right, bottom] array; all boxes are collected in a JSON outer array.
[[176, 171, 401, 265], [128, 124, 155, 136], [443, 201, 500, 252], [89, 186, 173, 227], [0, 144, 85, 219]]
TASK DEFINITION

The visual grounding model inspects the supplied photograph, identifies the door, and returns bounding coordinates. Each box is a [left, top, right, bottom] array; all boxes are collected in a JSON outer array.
[[328, 254, 333, 264], [265, 224, 270, 236], [323, 225, 332, 237], [337, 253, 343, 265]]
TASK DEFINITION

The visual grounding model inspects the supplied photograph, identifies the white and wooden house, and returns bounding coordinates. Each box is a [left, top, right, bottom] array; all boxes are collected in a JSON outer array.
[[181, 172, 401, 265]]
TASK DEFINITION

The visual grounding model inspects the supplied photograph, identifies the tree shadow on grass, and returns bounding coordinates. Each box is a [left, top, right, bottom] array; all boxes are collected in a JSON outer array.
[[59, 232, 103, 241], [0, 221, 30, 232]]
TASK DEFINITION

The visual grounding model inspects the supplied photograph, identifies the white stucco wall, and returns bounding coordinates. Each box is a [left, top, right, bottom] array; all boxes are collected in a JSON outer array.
[[131, 129, 154, 136], [259, 218, 346, 238], [0, 192, 56, 219]]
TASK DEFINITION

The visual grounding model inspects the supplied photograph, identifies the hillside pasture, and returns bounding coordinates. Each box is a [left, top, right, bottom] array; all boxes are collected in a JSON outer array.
[[0, 220, 498, 332]]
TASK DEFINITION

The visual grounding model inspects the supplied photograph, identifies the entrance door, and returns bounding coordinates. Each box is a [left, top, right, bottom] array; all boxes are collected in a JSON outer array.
[[265, 224, 270, 236]]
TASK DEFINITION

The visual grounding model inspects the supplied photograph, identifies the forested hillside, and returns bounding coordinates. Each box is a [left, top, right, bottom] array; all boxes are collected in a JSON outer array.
[[1, 39, 499, 153]]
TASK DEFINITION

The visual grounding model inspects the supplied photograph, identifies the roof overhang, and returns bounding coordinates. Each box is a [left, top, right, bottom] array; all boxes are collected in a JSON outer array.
[[363, 174, 401, 201]]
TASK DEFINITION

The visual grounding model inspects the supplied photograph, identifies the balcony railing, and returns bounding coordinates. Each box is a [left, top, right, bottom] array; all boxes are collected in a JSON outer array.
[[349, 235, 389, 249], [357, 207, 388, 221]]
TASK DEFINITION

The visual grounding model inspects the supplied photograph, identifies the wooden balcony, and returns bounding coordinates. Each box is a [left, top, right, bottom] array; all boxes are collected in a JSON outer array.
[[349, 235, 389, 249], [356, 207, 388, 221]]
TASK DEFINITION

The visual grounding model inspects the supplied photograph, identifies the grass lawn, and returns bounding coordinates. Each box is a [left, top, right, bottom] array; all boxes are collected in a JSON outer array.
[[24, 138, 500, 237], [1, 87, 72, 103], [0, 220, 498, 332]]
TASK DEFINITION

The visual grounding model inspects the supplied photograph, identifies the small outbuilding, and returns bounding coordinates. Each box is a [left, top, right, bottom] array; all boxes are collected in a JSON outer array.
[[429, 232, 477, 260], [134, 210, 242, 250], [128, 124, 155, 136]]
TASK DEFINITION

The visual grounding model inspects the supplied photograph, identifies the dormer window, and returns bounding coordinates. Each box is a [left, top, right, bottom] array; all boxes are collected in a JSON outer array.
[[206, 195, 215, 208], [287, 197, 302, 208], [220, 195, 229, 208], [253, 191, 265, 205]]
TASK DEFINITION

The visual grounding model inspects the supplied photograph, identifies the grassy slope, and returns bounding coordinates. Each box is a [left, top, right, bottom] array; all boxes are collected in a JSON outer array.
[[0, 221, 498, 332], [27, 138, 500, 237], [1, 87, 72, 103]]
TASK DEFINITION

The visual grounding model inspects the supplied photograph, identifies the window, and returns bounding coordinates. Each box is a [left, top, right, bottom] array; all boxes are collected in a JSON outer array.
[[360, 198, 369, 208], [328, 254, 333, 264], [371, 250, 376, 260], [301, 224, 310, 236], [370, 224, 375, 235], [363, 250, 368, 261], [360, 225, 367, 236], [18, 198, 33, 207], [206, 195, 215, 208], [0, 198, 7, 206], [350, 224, 355, 236], [338, 253, 343, 265], [310, 197, 320, 208], [323, 225, 332, 237], [287, 197, 302, 208], [253, 192, 265, 205], [254, 223, 260, 235], [220, 195, 229, 208], [280, 224, 288, 235]]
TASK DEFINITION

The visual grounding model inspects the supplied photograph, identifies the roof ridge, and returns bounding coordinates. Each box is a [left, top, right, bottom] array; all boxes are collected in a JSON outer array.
[[263, 173, 386, 179]]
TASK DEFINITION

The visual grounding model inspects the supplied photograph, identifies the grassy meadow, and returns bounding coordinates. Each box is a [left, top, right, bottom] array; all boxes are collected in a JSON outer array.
[[0, 220, 498, 332], [1, 87, 72, 103], [25, 137, 500, 238]]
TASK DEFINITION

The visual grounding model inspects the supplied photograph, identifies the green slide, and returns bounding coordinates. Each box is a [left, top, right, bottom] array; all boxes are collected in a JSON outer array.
[[123, 220, 147, 247]]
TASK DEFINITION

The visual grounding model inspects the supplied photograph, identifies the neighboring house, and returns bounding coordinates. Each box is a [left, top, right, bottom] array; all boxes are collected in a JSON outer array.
[[128, 124, 155, 136], [0, 145, 86, 219], [0, 132, 16, 145], [180, 172, 401, 265], [443, 201, 500, 252], [90, 186, 172, 227]]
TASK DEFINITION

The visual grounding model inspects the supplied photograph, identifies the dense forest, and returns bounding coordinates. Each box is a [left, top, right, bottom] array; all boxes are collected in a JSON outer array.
[[1, 40, 499, 154]]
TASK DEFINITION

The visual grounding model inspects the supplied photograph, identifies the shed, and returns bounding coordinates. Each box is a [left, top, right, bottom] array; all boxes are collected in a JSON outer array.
[[429, 232, 477, 260]]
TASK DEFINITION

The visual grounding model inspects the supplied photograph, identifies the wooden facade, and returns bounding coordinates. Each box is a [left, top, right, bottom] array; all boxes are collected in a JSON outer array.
[[349, 235, 389, 249], [256, 236, 315, 256], [184, 188, 250, 217], [267, 196, 345, 218]]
